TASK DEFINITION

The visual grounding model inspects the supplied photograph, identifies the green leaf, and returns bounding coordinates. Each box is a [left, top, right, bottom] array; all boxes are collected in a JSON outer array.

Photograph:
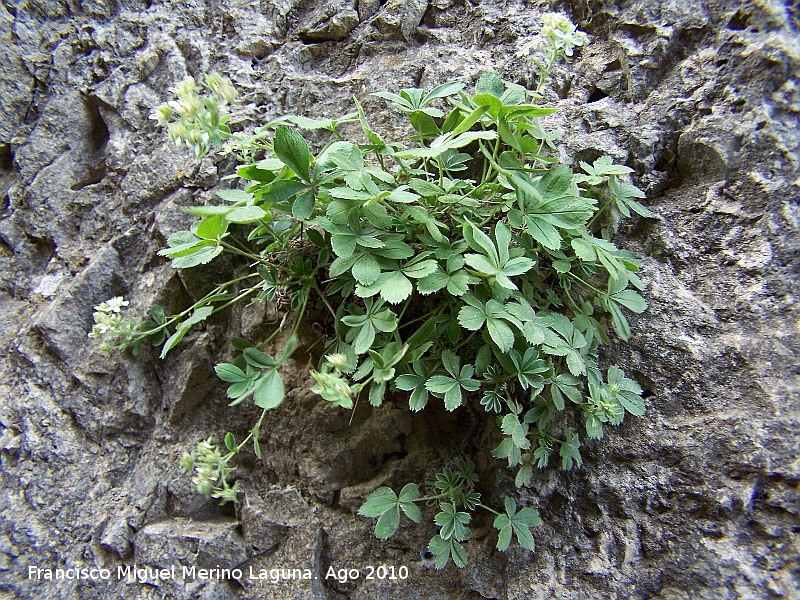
[[159, 306, 214, 358], [607, 366, 645, 416], [292, 189, 315, 219], [612, 289, 647, 314], [493, 497, 539, 552], [537, 164, 572, 197], [258, 179, 308, 204], [171, 244, 223, 269], [464, 253, 498, 275], [493, 436, 522, 467], [398, 483, 422, 523], [608, 301, 631, 341], [254, 370, 284, 409], [358, 487, 397, 517], [572, 238, 597, 261], [475, 71, 505, 97], [274, 126, 311, 182], [380, 271, 413, 304], [215, 363, 248, 383], [428, 535, 468, 569], [358, 485, 419, 540], [524, 215, 562, 250], [501, 413, 531, 449], [487, 317, 515, 354], [217, 189, 255, 203], [243, 347, 275, 368], [352, 254, 381, 285], [435, 503, 471, 541], [227, 205, 267, 223], [403, 259, 438, 279], [560, 427, 583, 470], [196, 214, 228, 239]]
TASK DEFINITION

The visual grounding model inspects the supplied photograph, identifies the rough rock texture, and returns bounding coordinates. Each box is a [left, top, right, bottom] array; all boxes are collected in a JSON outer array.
[[1, 0, 798, 599]]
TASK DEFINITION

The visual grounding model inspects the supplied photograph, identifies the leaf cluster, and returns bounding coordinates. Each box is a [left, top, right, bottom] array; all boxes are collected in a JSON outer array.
[[137, 29, 655, 566]]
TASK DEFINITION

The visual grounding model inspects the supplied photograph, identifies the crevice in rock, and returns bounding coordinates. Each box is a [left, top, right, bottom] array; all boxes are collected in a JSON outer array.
[[727, 9, 750, 31], [70, 165, 108, 190], [587, 87, 609, 103], [73, 94, 110, 190], [0, 143, 13, 172], [82, 94, 110, 155]]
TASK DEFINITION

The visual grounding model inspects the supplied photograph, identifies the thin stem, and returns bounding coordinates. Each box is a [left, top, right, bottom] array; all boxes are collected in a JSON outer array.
[[233, 407, 269, 453], [477, 502, 501, 516], [586, 196, 615, 229], [565, 272, 604, 295], [311, 279, 338, 321], [220, 240, 263, 262]]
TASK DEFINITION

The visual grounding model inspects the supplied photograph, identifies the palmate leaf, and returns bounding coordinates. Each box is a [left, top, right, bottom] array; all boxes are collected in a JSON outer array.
[[393, 131, 497, 160], [457, 295, 520, 353], [608, 175, 654, 218], [428, 534, 468, 569], [342, 299, 398, 354], [358, 484, 422, 540], [607, 365, 645, 416], [463, 221, 535, 290], [395, 361, 430, 411], [560, 427, 583, 470], [434, 503, 471, 541], [355, 258, 437, 304], [501, 413, 531, 450], [425, 352, 480, 411], [493, 497, 540, 551]]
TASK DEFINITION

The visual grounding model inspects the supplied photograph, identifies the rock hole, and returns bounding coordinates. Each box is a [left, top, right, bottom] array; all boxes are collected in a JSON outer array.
[[72, 96, 109, 190], [603, 58, 622, 72], [727, 9, 750, 31], [330, 489, 341, 508], [0, 143, 13, 172], [70, 165, 108, 190], [587, 88, 609, 103], [560, 78, 572, 99], [83, 95, 110, 156]]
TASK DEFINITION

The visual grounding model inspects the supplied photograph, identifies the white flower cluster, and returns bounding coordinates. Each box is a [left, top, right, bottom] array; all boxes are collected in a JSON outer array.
[[149, 72, 237, 159], [180, 438, 240, 504], [310, 354, 356, 409], [540, 13, 589, 57], [88, 296, 129, 342]]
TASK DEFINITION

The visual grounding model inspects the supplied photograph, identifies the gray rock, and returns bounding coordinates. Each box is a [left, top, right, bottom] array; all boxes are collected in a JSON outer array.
[[298, 0, 359, 42]]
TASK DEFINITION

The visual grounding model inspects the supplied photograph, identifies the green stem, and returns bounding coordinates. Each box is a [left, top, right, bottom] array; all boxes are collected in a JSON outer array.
[[586, 197, 615, 229], [311, 279, 338, 321], [453, 330, 477, 352], [133, 275, 262, 340], [565, 272, 604, 295], [233, 407, 269, 453], [535, 49, 559, 95], [477, 502, 501, 516], [220, 240, 263, 262]]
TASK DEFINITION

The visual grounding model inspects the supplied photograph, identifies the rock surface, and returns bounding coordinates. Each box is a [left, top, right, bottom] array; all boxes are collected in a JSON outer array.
[[1, 0, 798, 599]]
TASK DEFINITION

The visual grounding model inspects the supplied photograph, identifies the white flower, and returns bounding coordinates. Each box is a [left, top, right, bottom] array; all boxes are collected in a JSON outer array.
[[540, 13, 588, 57], [325, 353, 349, 370], [105, 296, 129, 313]]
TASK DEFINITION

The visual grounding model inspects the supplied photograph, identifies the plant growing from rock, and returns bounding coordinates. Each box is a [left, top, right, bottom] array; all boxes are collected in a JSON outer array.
[[91, 15, 652, 567]]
